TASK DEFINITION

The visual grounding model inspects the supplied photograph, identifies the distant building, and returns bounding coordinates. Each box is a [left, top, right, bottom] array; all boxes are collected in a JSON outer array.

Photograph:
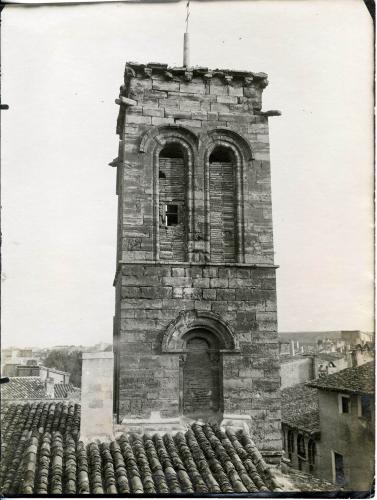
[[282, 362, 375, 491], [2, 364, 70, 384], [314, 352, 349, 379], [306, 362, 374, 491], [281, 384, 320, 474], [350, 343, 374, 368], [280, 331, 374, 350], [1, 347, 35, 371], [340, 330, 373, 346], [280, 355, 314, 389]]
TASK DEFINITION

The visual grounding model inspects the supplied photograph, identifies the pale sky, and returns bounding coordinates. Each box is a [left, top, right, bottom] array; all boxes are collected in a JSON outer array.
[[1, 0, 374, 348]]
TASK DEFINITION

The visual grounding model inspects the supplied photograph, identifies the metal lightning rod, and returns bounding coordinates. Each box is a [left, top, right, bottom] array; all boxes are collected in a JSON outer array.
[[183, 0, 190, 67]]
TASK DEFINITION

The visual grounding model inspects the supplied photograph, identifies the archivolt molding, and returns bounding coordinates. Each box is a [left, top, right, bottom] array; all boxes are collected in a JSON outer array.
[[161, 310, 239, 353], [139, 125, 199, 154], [201, 128, 254, 162]]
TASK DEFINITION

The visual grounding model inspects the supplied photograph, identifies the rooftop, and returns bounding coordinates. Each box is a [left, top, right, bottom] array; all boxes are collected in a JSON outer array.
[[1, 377, 49, 400], [307, 361, 375, 395], [315, 352, 346, 361], [0, 402, 284, 495], [280, 354, 308, 364], [1, 377, 81, 401], [281, 384, 320, 435]]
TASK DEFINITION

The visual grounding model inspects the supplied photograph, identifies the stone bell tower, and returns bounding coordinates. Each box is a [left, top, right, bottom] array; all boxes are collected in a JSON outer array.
[[111, 61, 281, 457]]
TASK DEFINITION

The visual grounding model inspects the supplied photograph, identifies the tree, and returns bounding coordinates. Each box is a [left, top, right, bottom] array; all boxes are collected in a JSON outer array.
[[43, 349, 82, 387]]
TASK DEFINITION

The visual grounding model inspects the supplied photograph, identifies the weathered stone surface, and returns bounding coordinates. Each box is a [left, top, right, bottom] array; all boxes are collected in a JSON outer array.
[[112, 62, 280, 453]]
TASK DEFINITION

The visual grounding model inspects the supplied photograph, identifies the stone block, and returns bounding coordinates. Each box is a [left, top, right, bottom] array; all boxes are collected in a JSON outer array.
[[125, 114, 152, 125], [192, 277, 210, 288], [228, 85, 244, 97], [219, 112, 250, 123], [140, 286, 172, 299], [217, 95, 238, 104], [142, 107, 164, 117], [207, 111, 219, 120], [217, 288, 236, 301], [180, 100, 201, 111], [203, 267, 218, 278], [171, 267, 185, 277], [183, 287, 202, 299], [165, 110, 192, 120], [210, 278, 228, 288], [210, 102, 230, 113], [202, 288, 216, 300], [191, 111, 207, 121], [172, 287, 183, 298], [194, 300, 211, 311], [174, 119, 202, 128], [180, 81, 206, 94], [151, 116, 174, 125], [152, 80, 180, 92]]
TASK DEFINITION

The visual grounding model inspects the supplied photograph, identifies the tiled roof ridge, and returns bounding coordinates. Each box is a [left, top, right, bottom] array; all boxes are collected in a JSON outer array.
[[281, 384, 320, 434], [0, 403, 284, 495], [307, 361, 375, 395]]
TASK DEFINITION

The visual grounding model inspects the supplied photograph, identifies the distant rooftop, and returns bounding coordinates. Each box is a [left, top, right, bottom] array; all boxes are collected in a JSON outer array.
[[281, 384, 320, 435], [307, 361, 374, 395], [1, 377, 81, 401], [279, 354, 308, 364]]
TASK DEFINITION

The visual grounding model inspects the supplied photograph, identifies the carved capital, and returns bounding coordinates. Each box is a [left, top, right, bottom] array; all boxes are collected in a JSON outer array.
[[124, 65, 135, 80], [224, 74, 233, 85], [144, 67, 153, 78], [244, 76, 254, 87]]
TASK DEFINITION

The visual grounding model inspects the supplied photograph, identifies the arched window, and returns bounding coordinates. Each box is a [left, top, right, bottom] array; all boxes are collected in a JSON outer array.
[[287, 430, 295, 460], [308, 439, 316, 472], [159, 143, 187, 261], [297, 434, 306, 470], [209, 146, 236, 262], [297, 434, 306, 458]]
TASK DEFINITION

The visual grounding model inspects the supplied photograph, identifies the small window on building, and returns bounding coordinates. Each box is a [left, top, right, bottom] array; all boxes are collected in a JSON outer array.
[[164, 204, 179, 226], [359, 394, 371, 419], [297, 434, 306, 458], [308, 440, 316, 473], [287, 430, 295, 461], [339, 394, 350, 414]]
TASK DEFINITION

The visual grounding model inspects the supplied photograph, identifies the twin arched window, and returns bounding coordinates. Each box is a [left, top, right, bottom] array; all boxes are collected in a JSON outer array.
[[157, 142, 238, 263]]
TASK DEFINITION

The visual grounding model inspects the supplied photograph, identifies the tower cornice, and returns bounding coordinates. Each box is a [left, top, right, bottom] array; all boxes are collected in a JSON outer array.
[[124, 61, 269, 90]]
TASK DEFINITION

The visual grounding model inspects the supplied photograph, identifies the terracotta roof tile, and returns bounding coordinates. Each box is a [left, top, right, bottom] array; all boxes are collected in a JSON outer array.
[[54, 383, 81, 400], [1, 377, 50, 400], [307, 361, 375, 395], [281, 384, 320, 434], [1, 402, 285, 495]]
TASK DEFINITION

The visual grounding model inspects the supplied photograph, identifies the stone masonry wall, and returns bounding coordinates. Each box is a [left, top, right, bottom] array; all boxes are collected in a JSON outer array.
[[113, 63, 281, 453], [114, 262, 280, 451], [115, 63, 274, 265]]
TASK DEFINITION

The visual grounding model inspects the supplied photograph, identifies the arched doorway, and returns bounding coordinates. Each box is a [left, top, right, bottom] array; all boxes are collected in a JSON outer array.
[[181, 329, 221, 417]]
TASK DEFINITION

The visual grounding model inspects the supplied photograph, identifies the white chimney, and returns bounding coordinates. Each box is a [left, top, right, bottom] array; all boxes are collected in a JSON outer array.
[[80, 351, 114, 442], [45, 377, 55, 398]]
